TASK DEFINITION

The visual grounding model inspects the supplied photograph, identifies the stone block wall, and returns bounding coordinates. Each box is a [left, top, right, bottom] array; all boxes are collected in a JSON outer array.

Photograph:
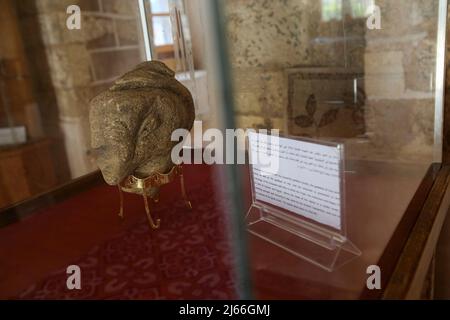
[[225, 0, 441, 164], [224, 0, 365, 134], [362, 0, 438, 163], [15, 0, 145, 178]]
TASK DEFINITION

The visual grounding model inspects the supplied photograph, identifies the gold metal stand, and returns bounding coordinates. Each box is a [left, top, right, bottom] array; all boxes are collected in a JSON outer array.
[[117, 165, 191, 229]]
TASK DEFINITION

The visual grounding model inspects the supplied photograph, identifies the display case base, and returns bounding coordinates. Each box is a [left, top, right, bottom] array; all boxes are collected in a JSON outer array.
[[246, 205, 361, 272]]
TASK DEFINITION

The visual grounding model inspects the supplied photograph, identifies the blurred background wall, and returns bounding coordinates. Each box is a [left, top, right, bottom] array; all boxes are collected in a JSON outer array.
[[0, 0, 146, 208], [15, 0, 146, 178]]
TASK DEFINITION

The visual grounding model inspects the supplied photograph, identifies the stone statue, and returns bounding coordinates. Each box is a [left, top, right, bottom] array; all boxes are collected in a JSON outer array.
[[89, 61, 195, 189]]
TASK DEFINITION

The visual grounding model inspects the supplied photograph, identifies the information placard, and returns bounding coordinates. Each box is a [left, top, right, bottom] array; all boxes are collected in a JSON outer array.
[[246, 132, 360, 271], [248, 132, 342, 230]]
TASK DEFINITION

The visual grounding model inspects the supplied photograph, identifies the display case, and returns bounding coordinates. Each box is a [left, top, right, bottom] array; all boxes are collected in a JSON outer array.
[[214, 0, 450, 299], [1, 0, 450, 301]]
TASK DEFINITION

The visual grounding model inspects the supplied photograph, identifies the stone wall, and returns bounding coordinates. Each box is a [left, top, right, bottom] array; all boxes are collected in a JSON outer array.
[[362, 0, 438, 163], [224, 0, 365, 133], [15, 0, 145, 178], [224, 0, 441, 164]]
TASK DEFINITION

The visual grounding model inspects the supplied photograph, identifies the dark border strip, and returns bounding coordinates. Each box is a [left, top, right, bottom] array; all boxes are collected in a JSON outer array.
[[0, 171, 104, 228], [382, 165, 450, 299]]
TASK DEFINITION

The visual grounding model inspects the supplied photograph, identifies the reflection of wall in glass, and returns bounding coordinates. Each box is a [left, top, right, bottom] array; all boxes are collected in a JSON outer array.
[[363, 0, 439, 163], [224, 0, 442, 165]]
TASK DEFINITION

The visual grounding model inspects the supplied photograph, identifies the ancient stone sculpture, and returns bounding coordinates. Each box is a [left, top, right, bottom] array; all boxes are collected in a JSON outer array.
[[89, 61, 195, 188]]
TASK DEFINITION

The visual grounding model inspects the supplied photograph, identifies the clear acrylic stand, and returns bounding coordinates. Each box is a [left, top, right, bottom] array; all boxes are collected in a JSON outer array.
[[246, 133, 361, 272]]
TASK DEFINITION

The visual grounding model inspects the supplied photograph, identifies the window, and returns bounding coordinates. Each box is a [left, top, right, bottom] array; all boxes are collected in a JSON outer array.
[[152, 16, 173, 46], [349, 0, 375, 18], [321, 0, 343, 22], [321, 0, 375, 21], [148, 0, 176, 69]]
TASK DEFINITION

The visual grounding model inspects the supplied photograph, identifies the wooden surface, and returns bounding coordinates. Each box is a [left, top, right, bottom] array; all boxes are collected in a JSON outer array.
[[383, 165, 450, 299], [0, 169, 103, 228], [436, 192, 450, 298], [442, 19, 450, 164], [0, 139, 58, 209], [361, 163, 441, 299]]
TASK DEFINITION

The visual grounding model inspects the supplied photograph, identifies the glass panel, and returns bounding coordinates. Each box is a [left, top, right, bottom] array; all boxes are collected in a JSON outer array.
[[349, 0, 374, 18], [0, 0, 244, 302], [150, 0, 170, 14], [321, 0, 343, 21], [0, 0, 447, 302], [219, 0, 446, 298], [0, 0, 147, 208], [152, 16, 173, 46]]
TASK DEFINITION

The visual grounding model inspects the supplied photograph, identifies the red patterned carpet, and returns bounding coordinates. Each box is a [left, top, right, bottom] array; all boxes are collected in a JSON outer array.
[[1, 164, 237, 299]]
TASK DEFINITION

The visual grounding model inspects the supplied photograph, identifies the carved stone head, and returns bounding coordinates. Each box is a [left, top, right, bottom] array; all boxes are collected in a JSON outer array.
[[89, 61, 195, 185]]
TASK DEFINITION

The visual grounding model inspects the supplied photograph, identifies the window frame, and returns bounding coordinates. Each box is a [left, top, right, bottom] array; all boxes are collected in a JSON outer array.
[[146, 0, 176, 69]]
